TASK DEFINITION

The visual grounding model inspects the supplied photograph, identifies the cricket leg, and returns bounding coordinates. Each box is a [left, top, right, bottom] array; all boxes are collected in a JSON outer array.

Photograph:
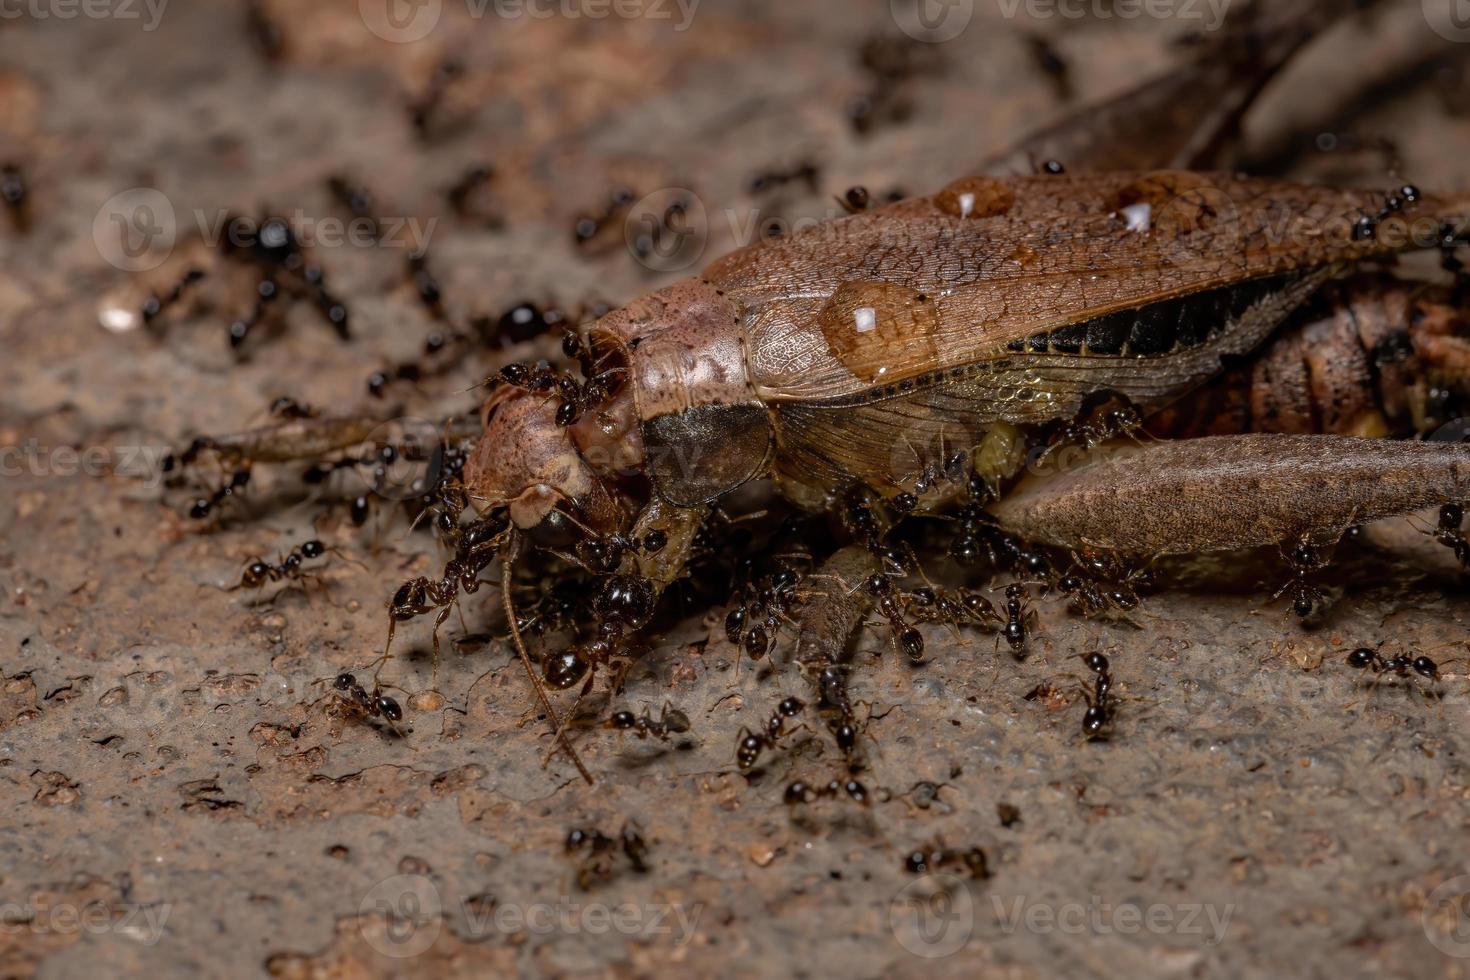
[[983, 0, 1376, 175], [990, 434, 1470, 556]]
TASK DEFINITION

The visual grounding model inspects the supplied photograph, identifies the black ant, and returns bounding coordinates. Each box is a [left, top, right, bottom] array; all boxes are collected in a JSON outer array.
[[541, 574, 656, 694], [1351, 185, 1422, 242], [904, 841, 990, 879], [749, 162, 820, 197], [1026, 32, 1072, 101], [736, 696, 806, 771], [2, 163, 27, 230], [1345, 647, 1441, 700], [140, 268, 206, 329], [409, 57, 464, 140], [1001, 584, 1037, 657], [326, 175, 379, 241], [380, 510, 511, 672], [331, 672, 405, 735], [784, 776, 869, 805], [244, 0, 284, 61], [1053, 551, 1148, 620], [446, 164, 496, 220], [837, 185, 870, 214], [864, 573, 925, 662], [903, 583, 1002, 634], [1429, 504, 1470, 567], [1273, 537, 1330, 621], [725, 566, 803, 660], [235, 539, 341, 598], [606, 702, 691, 742], [573, 186, 637, 252], [1077, 651, 1114, 740], [564, 824, 649, 890], [146, 213, 350, 349], [809, 663, 861, 766]]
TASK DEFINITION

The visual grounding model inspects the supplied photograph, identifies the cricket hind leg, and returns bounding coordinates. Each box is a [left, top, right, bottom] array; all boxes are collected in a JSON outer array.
[[990, 434, 1470, 559], [981, 0, 1364, 174]]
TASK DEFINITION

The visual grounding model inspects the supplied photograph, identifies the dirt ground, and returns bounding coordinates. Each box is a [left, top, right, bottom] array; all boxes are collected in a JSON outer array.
[[5, 0, 1470, 977]]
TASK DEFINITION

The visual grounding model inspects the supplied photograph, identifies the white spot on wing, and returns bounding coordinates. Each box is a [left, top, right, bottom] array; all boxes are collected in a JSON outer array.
[[1121, 203, 1152, 234], [854, 306, 877, 333], [958, 192, 976, 218]]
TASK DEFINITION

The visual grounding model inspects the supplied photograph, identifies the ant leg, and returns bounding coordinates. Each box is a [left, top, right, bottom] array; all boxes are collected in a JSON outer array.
[[992, 435, 1470, 557], [428, 603, 454, 688]]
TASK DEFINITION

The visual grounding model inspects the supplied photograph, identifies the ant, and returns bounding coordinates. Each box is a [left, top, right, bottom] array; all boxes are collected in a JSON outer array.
[[864, 573, 925, 662], [783, 776, 869, 806], [725, 566, 803, 660], [1001, 584, 1037, 657], [541, 574, 656, 694], [409, 57, 464, 140], [1429, 504, 1470, 567], [904, 841, 990, 879], [749, 162, 820, 196], [1351, 185, 1422, 242], [903, 583, 1002, 633], [736, 696, 807, 771], [1, 163, 28, 230], [1345, 647, 1441, 701], [1053, 551, 1148, 620], [446, 164, 496, 220], [380, 509, 511, 674], [140, 268, 207, 329], [605, 702, 691, 742], [146, 214, 349, 349], [1077, 651, 1115, 740], [573, 186, 637, 252], [1026, 33, 1072, 101], [235, 539, 344, 599], [1273, 536, 1330, 621], [330, 672, 405, 735], [326, 175, 379, 241], [244, 0, 284, 61], [837, 186, 870, 214], [564, 824, 650, 890]]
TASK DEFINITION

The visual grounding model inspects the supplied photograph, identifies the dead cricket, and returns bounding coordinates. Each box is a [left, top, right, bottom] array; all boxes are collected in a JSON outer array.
[[158, 1, 1470, 785]]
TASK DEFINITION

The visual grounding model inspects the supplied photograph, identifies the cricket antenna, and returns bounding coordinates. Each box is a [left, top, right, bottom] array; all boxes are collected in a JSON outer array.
[[502, 532, 594, 785]]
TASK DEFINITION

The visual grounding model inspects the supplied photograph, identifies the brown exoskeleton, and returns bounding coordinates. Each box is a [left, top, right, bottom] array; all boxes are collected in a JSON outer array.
[[164, 0, 1470, 784]]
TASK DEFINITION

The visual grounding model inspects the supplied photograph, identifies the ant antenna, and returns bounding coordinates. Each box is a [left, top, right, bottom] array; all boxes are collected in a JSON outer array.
[[502, 532, 594, 785]]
